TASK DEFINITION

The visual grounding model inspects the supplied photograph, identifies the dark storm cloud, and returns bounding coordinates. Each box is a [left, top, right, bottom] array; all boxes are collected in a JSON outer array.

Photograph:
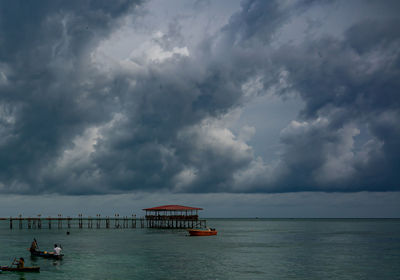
[[85, 0, 303, 194], [38, 0, 297, 194], [269, 17, 400, 192], [0, 0, 399, 195], [0, 0, 142, 193]]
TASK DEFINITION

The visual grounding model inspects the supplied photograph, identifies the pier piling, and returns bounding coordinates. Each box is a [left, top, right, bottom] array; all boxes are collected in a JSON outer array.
[[37, 215, 42, 229], [96, 214, 100, 229], [78, 214, 83, 229], [58, 214, 62, 229], [19, 215, 22, 229]]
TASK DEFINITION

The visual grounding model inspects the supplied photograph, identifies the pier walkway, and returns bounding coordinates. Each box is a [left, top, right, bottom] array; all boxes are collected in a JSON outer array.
[[0, 213, 207, 229], [0, 215, 143, 229]]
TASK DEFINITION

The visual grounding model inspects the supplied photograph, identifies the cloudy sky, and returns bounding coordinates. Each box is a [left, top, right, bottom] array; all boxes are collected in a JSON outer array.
[[0, 0, 399, 217]]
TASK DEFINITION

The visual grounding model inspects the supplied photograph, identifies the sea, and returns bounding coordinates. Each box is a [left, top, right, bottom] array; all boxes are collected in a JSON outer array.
[[0, 218, 399, 279]]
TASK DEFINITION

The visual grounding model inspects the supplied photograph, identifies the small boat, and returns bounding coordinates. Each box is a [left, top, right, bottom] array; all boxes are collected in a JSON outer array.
[[30, 249, 63, 259], [0, 266, 40, 272], [188, 228, 217, 236]]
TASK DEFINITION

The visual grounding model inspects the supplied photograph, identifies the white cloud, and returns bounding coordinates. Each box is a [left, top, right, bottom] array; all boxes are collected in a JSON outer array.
[[56, 126, 100, 169], [315, 124, 360, 185], [172, 167, 198, 192]]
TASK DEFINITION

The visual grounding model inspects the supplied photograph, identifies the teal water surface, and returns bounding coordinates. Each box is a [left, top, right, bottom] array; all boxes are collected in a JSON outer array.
[[0, 219, 399, 279]]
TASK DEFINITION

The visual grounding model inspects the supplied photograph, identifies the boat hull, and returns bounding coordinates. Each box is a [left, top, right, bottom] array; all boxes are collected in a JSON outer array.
[[30, 249, 63, 259], [0, 266, 40, 272], [188, 229, 217, 236]]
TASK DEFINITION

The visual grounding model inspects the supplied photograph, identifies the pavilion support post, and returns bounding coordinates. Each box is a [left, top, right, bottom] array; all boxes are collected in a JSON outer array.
[[28, 218, 31, 229], [49, 218, 51, 229], [9, 218, 13, 229]]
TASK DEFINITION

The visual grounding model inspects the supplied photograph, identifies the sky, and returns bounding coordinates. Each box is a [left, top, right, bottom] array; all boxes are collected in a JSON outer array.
[[0, 0, 399, 218]]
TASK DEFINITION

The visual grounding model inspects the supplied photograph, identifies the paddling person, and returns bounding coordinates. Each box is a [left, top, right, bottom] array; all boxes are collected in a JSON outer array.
[[13, 258, 24, 268], [53, 244, 62, 256], [30, 239, 38, 252]]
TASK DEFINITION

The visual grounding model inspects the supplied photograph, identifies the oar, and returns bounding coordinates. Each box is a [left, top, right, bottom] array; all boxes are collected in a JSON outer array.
[[34, 238, 39, 249]]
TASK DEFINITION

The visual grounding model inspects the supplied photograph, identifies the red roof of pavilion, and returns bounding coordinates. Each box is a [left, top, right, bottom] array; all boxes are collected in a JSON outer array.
[[143, 205, 203, 211]]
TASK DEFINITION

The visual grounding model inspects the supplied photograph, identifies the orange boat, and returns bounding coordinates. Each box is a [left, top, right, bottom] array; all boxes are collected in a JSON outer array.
[[188, 228, 217, 236]]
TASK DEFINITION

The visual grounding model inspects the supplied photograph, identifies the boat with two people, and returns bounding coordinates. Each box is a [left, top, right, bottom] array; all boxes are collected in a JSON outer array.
[[29, 239, 64, 260]]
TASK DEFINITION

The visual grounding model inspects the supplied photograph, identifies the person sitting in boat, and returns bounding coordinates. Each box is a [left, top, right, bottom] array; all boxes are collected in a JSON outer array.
[[53, 244, 62, 256], [13, 257, 24, 268], [30, 239, 38, 252]]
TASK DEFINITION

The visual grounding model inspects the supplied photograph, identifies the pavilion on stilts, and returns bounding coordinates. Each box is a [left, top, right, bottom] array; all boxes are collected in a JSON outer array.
[[143, 205, 206, 229]]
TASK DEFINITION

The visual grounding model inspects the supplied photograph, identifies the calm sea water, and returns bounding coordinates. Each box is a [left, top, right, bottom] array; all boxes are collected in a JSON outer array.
[[0, 219, 399, 279]]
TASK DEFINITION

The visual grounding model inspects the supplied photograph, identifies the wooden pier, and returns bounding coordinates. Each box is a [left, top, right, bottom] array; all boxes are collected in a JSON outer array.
[[0, 214, 146, 230], [1, 205, 208, 230]]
